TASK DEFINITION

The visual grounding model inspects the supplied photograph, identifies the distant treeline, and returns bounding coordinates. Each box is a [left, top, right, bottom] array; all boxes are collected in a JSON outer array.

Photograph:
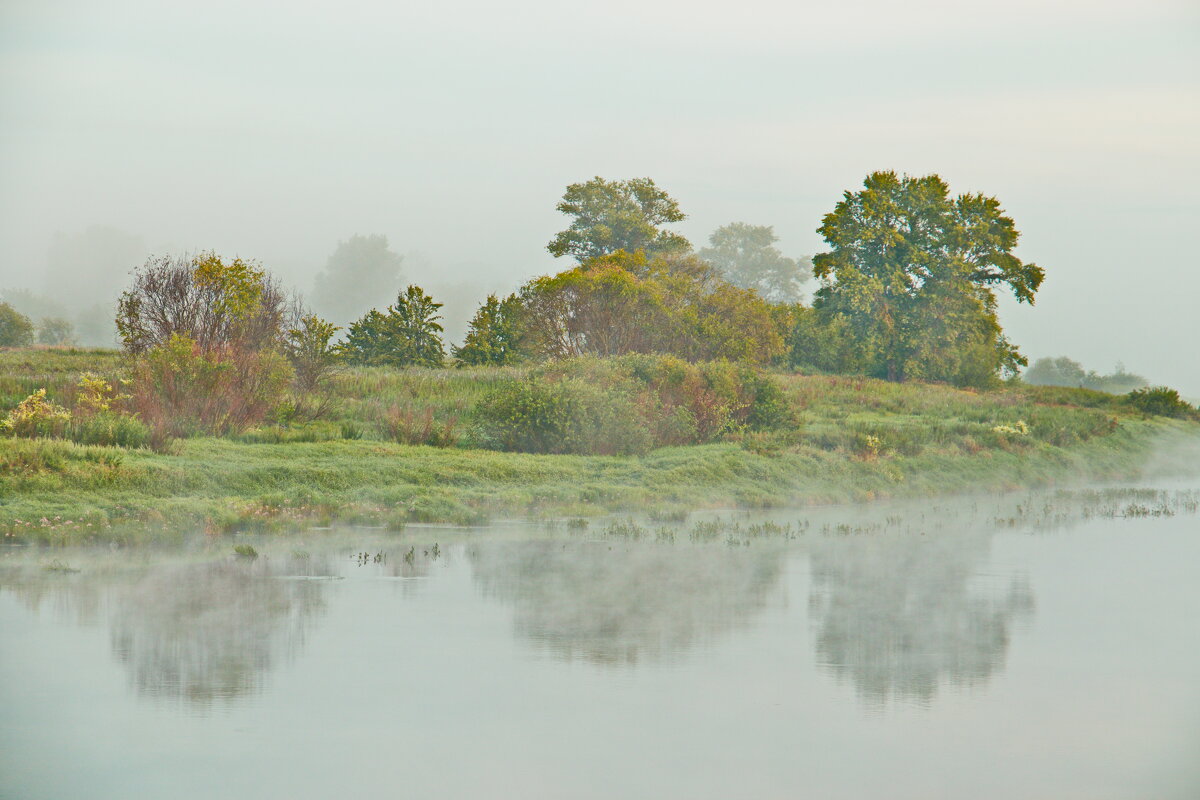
[[1022, 357, 1148, 394]]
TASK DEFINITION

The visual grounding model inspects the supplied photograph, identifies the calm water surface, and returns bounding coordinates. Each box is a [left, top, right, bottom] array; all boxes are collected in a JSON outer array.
[[2, 487, 1199, 799]]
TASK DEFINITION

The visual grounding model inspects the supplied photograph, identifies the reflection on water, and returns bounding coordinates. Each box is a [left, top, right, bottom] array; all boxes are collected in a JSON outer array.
[[470, 540, 784, 665], [808, 527, 1034, 706], [110, 556, 331, 703]]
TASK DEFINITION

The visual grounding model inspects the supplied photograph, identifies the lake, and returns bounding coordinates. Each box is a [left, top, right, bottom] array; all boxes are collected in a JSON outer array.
[[2, 486, 1198, 799]]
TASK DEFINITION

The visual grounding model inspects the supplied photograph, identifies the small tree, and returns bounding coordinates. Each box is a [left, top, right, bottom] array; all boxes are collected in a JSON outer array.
[[0, 302, 34, 347], [453, 294, 525, 366], [342, 285, 445, 367], [547, 177, 691, 261]]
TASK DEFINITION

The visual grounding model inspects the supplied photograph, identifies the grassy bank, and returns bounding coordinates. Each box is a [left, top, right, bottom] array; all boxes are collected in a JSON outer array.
[[2, 347, 1197, 544]]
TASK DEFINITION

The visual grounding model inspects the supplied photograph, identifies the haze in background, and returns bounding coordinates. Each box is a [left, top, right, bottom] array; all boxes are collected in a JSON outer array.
[[1, 1, 1196, 390]]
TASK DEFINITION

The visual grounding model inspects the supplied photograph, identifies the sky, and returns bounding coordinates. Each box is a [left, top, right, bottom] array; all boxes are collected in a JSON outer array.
[[1, 0, 1197, 391]]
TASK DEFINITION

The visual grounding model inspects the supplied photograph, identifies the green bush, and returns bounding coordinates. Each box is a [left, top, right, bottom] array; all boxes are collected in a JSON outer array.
[[0, 303, 35, 348], [1, 389, 71, 438], [474, 355, 794, 455], [1125, 386, 1196, 419]]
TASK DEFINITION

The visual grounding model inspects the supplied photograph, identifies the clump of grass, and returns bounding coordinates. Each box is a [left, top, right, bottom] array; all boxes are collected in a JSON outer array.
[[233, 543, 259, 559]]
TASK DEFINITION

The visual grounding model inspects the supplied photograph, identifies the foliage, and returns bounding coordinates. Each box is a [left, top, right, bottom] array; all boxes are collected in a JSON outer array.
[[311, 234, 404, 325], [116, 252, 289, 355], [518, 251, 783, 365], [1, 389, 72, 438], [0, 302, 35, 347], [475, 355, 793, 455], [812, 172, 1044, 387], [1024, 356, 1147, 394], [453, 294, 525, 366], [37, 317, 77, 346], [129, 334, 293, 436], [75, 372, 129, 414], [342, 285, 445, 367], [547, 177, 691, 261], [381, 405, 459, 447], [68, 411, 152, 448], [1125, 386, 1195, 419], [699, 222, 811, 302], [780, 304, 865, 375]]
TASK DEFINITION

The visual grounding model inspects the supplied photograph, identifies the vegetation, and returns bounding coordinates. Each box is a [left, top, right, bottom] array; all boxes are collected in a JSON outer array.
[[0, 302, 35, 347], [810, 171, 1045, 387], [1, 347, 1196, 545], [453, 293, 524, 366], [311, 234, 404, 325], [1024, 356, 1147, 394], [342, 285, 445, 367], [699, 222, 811, 303], [547, 176, 691, 260]]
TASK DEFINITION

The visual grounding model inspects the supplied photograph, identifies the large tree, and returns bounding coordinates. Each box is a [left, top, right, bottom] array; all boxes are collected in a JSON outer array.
[[312, 234, 404, 325], [812, 172, 1044, 386], [547, 177, 691, 261], [699, 222, 811, 303]]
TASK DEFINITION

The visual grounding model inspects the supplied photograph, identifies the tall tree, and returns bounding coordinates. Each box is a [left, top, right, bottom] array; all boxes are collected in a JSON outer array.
[[812, 172, 1044, 386], [453, 294, 525, 366], [342, 285, 445, 367], [699, 222, 811, 303], [547, 177, 691, 261], [312, 234, 404, 325]]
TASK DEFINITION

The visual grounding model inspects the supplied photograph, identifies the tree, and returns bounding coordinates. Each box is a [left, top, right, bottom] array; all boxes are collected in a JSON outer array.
[[116, 253, 289, 355], [37, 317, 77, 346], [812, 172, 1044, 386], [342, 285, 445, 367], [699, 222, 812, 303], [0, 302, 34, 347], [453, 294, 525, 366], [312, 234, 404, 325], [547, 177, 691, 261]]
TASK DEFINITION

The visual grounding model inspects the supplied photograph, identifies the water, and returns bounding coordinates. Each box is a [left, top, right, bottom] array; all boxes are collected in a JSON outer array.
[[2, 488, 1199, 799]]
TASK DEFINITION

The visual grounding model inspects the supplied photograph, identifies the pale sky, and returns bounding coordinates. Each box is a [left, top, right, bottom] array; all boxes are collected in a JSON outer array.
[[2, 0, 1197, 391]]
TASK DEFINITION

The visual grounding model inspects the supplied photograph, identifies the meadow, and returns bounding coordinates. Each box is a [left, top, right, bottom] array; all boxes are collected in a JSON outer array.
[[1, 347, 1196, 545]]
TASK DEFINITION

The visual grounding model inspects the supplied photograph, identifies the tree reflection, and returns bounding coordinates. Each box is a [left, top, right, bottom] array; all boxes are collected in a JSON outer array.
[[470, 540, 784, 665], [807, 528, 1034, 706], [109, 556, 332, 704]]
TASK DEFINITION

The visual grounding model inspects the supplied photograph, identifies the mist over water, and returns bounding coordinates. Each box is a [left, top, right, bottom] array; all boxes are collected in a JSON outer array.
[[3, 487, 1199, 798]]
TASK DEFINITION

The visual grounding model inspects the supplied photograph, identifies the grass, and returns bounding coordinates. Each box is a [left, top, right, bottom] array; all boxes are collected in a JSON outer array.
[[1, 347, 1198, 545]]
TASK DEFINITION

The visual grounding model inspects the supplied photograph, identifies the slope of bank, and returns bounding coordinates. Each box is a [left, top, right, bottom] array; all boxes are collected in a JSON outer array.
[[3, 415, 1195, 545]]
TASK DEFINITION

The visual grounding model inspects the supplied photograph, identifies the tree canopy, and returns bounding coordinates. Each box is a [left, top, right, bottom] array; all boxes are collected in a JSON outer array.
[[0, 302, 34, 347], [547, 177, 691, 261], [699, 222, 811, 303], [453, 294, 525, 366], [811, 171, 1044, 386]]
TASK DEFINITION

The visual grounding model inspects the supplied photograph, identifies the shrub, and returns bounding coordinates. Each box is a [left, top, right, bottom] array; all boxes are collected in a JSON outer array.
[[129, 334, 293, 436], [68, 411, 152, 448], [342, 286, 445, 367], [1125, 386, 1195, 419], [0, 303, 34, 347], [381, 405, 459, 447], [1, 389, 71, 438]]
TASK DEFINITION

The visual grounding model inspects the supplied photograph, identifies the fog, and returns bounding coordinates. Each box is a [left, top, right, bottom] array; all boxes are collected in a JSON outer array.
[[2, 0, 1197, 390]]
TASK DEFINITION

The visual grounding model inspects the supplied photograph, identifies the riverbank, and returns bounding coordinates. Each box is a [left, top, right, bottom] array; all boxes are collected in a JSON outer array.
[[2, 348, 1197, 544]]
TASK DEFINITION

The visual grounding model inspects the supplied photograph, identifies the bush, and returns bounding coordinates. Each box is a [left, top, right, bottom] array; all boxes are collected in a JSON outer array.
[[474, 355, 794, 455], [381, 405, 459, 447], [130, 334, 293, 436], [68, 411, 152, 448], [1, 389, 71, 438], [1125, 386, 1195, 419]]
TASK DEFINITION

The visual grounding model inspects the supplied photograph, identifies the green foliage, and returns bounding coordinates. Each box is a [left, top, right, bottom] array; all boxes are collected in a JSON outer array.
[[518, 251, 783, 365], [781, 305, 865, 374], [453, 294, 525, 366], [699, 222, 811, 302], [1, 389, 72, 438], [285, 314, 342, 394], [68, 411, 152, 448], [547, 177, 691, 261], [0, 302, 35, 347], [813, 172, 1044, 387], [475, 355, 793, 455], [1125, 386, 1196, 419], [37, 317, 77, 346], [342, 285, 445, 367], [311, 234, 404, 325]]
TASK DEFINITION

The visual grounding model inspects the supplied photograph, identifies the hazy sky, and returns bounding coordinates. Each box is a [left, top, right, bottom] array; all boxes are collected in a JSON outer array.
[[2, 0, 1197, 390]]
